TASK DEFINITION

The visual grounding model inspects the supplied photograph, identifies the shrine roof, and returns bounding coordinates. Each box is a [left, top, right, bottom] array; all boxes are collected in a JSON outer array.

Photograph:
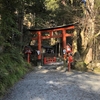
[[28, 23, 76, 32]]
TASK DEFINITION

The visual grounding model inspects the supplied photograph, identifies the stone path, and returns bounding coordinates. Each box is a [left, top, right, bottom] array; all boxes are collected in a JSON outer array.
[[2, 66, 100, 100]]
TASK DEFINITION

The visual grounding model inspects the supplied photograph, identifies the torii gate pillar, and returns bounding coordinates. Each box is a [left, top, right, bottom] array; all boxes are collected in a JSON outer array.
[[62, 29, 67, 59], [62, 29, 67, 48], [37, 31, 41, 59]]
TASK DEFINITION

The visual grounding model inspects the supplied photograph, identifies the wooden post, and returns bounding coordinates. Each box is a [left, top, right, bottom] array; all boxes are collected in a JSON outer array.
[[68, 59, 71, 71], [27, 53, 30, 63], [26, 50, 31, 63]]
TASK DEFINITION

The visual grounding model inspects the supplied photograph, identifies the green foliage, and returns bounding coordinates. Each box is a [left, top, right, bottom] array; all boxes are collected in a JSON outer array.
[[74, 61, 87, 71], [45, 0, 59, 11], [0, 0, 32, 97], [0, 49, 32, 96], [93, 67, 100, 74], [95, 0, 100, 33], [95, 0, 100, 9], [0, 36, 4, 46]]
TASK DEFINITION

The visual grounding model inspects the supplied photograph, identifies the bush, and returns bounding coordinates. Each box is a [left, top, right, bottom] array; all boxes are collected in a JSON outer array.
[[93, 67, 100, 74], [0, 48, 32, 97], [74, 61, 87, 71]]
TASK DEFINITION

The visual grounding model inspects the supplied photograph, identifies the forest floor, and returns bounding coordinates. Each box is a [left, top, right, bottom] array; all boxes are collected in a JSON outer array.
[[2, 65, 100, 100]]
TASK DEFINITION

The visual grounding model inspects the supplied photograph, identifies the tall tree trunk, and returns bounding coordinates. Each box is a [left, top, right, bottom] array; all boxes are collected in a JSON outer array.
[[81, 0, 95, 64], [72, 30, 78, 54]]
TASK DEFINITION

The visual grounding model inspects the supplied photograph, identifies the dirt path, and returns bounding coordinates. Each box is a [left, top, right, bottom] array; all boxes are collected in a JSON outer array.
[[2, 67, 100, 100]]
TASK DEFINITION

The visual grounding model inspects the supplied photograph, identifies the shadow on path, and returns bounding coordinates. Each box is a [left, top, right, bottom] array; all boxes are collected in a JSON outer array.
[[2, 69, 100, 100]]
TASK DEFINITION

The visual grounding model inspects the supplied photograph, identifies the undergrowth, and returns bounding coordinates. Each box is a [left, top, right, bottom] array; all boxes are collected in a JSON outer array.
[[0, 48, 33, 97]]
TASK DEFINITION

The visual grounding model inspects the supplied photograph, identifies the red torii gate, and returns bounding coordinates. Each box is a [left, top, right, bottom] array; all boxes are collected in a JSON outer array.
[[29, 24, 75, 61]]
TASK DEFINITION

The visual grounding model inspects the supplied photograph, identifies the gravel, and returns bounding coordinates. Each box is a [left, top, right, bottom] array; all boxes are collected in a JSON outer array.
[[2, 66, 100, 100]]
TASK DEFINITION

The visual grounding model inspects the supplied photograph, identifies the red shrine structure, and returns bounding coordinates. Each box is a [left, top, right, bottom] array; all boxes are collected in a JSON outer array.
[[28, 24, 75, 65]]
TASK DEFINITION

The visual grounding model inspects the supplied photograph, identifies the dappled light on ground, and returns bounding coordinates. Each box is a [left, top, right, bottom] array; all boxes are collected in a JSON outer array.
[[2, 69, 100, 100]]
